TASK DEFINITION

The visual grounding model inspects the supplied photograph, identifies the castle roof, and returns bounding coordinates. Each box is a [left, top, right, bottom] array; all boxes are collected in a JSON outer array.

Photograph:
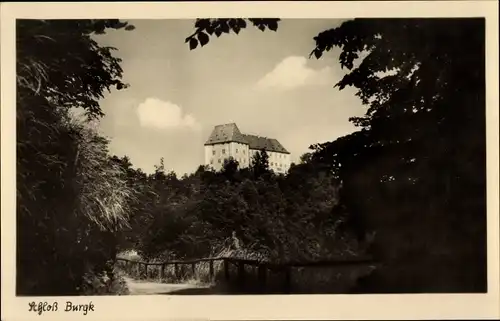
[[205, 123, 290, 154], [242, 134, 289, 154], [204, 123, 248, 145]]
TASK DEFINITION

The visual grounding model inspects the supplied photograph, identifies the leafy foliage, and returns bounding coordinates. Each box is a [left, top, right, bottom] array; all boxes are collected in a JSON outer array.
[[185, 18, 280, 50], [308, 18, 486, 292], [17, 19, 133, 119], [16, 19, 135, 295]]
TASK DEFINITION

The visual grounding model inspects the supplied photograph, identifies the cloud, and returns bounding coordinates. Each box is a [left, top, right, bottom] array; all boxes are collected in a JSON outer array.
[[256, 56, 334, 90], [136, 97, 200, 130]]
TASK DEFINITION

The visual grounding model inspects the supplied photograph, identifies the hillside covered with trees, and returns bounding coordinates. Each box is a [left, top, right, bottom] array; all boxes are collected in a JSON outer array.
[[112, 153, 364, 264]]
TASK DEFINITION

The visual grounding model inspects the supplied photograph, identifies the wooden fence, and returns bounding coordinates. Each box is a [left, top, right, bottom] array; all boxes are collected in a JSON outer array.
[[116, 256, 376, 294]]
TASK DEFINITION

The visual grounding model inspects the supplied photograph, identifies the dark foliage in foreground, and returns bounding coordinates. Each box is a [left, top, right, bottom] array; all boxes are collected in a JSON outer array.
[[16, 19, 135, 295]]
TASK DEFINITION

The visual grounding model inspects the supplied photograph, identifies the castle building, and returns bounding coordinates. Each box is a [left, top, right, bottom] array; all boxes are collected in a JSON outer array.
[[204, 123, 291, 174]]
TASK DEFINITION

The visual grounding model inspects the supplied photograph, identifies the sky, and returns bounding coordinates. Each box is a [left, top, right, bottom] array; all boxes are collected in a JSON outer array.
[[93, 19, 366, 176]]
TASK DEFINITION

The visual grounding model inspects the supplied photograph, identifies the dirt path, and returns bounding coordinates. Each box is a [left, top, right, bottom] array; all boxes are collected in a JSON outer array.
[[124, 277, 211, 295]]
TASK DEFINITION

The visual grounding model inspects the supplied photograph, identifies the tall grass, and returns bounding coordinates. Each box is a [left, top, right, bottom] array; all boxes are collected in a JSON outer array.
[[17, 98, 134, 295], [69, 118, 134, 231]]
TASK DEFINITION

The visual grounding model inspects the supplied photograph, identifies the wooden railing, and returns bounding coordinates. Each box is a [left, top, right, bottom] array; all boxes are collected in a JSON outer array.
[[116, 256, 225, 283], [116, 255, 376, 294]]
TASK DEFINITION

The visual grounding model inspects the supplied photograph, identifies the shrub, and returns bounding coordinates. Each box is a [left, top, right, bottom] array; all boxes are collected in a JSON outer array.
[[16, 105, 134, 295]]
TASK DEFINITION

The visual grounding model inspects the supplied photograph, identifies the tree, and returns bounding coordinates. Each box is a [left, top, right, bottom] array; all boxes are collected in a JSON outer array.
[[17, 19, 134, 119], [251, 149, 271, 179], [186, 18, 486, 292], [299, 152, 313, 164], [17, 19, 135, 295], [310, 18, 486, 293], [222, 157, 240, 182]]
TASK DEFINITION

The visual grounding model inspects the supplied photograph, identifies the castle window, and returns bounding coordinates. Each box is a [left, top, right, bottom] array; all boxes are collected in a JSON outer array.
[[218, 159, 221, 163], [243, 150, 245, 154], [212, 150, 216, 155], [236, 148, 239, 153], [222, 149, 225, 154]]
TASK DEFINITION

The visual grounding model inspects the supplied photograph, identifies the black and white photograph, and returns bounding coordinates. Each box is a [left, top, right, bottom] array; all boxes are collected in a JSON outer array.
[[1, 1, 499, 320]]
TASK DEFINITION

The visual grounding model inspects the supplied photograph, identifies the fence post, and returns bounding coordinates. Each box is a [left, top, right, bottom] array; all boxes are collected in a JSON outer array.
[[135, 261, 140, 277], [237, 261, 245, 286], [224, 259, 230, 280], [159, 264, 165, 281], [174, 263, 179, 279], [191, 262, 196, 278], [209, 260, 214, 281]]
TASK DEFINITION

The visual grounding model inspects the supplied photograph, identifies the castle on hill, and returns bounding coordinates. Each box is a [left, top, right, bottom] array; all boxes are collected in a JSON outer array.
[[204, 123, 291, 174]]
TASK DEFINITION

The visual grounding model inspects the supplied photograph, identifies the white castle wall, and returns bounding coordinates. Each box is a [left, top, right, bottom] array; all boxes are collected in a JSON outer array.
[[267, 150, 291, 174], [205, 142, 250, 171]]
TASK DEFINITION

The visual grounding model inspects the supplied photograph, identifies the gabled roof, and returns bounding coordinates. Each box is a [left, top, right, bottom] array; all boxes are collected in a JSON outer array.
[[242, 134, 290, 154], [205, 123, 290, 154], [204, 123, 247, 145]]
